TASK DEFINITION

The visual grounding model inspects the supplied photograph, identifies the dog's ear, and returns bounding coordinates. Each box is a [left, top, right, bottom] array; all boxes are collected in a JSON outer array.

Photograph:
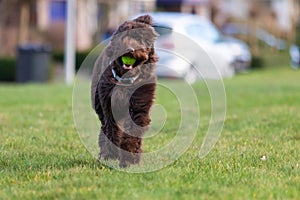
[[148, 47, 159, 63], [114, 21, 131, 34], [134, 15, 153, 25]]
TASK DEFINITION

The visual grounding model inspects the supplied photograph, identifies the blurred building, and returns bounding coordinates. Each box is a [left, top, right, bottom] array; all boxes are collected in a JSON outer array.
[[213, 0, 300, 40], [156, 0, 211, 18], [157, 0, 299, 41], [102, 0, 156, 37], [36, 0, 98, 51], [156, 0, 182, 12], [0, 0, 98, 55], [0, 0, 299, 57], [181, 0, 211, 18], [0, 0, 156, 56]]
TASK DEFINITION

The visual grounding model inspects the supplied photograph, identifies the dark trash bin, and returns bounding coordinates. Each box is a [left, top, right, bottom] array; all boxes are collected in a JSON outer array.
[[16, 44, 52, 83]]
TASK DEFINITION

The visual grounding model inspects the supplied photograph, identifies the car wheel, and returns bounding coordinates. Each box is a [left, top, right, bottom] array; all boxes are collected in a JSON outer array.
[[226, 62, 236, 78], [184, 65, 198, 84]]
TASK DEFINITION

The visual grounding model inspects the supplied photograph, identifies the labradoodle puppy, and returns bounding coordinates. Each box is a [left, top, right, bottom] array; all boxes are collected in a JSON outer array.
[[91, 15, 158, 168]]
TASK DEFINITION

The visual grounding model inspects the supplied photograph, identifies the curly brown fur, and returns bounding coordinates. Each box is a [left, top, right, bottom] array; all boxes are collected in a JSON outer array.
[[91, 15, 158, 168]]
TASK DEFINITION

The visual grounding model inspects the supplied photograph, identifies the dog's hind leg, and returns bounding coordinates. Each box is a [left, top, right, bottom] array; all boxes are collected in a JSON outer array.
[[98, 128, 113, 160]]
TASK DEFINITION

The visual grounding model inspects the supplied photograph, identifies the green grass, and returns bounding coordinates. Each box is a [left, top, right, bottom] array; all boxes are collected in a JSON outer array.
[[1, 67, 299, 199]]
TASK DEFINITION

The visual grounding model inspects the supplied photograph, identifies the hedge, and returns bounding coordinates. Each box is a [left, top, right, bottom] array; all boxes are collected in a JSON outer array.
[[52, 51, 91, 71], [0, 58, 16, 82], [0, 51, 91, 82]]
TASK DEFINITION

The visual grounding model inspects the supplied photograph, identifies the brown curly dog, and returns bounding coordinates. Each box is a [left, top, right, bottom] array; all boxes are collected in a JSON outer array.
[[91, 15, 158, 167]]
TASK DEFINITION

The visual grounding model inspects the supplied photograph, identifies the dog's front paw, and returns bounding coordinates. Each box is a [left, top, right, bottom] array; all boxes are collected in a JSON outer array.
[[119, 152, 141, 168], [119, 160, 129, 168], [99, 149, 119, 161]]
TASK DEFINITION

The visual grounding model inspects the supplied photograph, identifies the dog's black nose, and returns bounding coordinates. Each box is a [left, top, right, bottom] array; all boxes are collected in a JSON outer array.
[[126, 47, 135, 53]]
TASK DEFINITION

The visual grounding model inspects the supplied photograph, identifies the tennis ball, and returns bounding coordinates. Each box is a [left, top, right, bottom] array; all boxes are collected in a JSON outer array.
[[121, 56, 136, 66]]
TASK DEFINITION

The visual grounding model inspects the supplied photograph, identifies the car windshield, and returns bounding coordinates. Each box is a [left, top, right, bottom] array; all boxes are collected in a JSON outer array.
[[185, 23, 222, 43], [153, 24, 173, 36]]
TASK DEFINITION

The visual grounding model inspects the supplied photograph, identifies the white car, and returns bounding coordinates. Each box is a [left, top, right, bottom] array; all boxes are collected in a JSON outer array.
[[147, 12, 251, 82], [290, 44, 300, 69]]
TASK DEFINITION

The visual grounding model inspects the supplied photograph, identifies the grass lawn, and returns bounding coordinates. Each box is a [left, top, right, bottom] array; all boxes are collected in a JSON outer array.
[[0, 67, 299, 199]]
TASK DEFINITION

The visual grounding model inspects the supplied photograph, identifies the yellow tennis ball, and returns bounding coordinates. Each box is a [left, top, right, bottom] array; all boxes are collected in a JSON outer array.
[[121, 56, 136, 66]]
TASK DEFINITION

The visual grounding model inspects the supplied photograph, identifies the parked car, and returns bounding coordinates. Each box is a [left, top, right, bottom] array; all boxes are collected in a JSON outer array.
[[144, 12, 251, 82], [289, 44, 300, 69], [222, 36, 252, 72]]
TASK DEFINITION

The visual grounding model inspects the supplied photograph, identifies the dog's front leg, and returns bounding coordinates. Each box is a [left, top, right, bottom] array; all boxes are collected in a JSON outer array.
[[119, 129, 143, 168], [119, 111, 151, 168]]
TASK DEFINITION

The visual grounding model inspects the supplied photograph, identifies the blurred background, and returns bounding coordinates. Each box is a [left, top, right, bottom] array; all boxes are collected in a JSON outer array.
[[0, 0, 299, 83]]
